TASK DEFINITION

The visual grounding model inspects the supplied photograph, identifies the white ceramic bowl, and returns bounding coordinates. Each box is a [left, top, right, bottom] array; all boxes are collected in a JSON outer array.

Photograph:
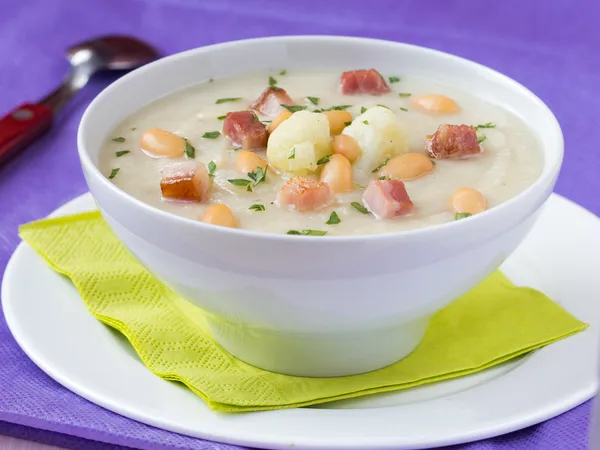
[[78, 36, 563, 377]]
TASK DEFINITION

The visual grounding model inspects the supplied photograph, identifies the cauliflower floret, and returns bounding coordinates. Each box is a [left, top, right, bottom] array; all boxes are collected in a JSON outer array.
[[267, 110, 331, 175], [342, 106, 407, 184]]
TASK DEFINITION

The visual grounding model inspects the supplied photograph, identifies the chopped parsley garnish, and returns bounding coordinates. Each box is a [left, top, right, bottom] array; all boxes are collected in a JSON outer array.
[[207, 161, 217, 177], [228, 179, 252, 187], [398, 93, 412, 97], [288, 147, 296, 159], [326, 105, 352, 111], [378, 175, 388, 180], [279, 70, 287, 76], [130, 127, 137, 131], [268, 76, 278, 87], [249, 204, 266, 211], [372, 157, 390, 173], [248, 165, 268, 186], [108, 168, 120, 179], [474, 122, 496, 130], [455, 212, 473, 220], [326, 211, 341, 225], [307, 96, 320, 105], [351, 202, 369, 214], [184, 140, 196, 158], [202, 131, 221, 139], [399, 107, 408, 112], [344, 121, 352, 126], [217, 115, 227, 120], [477, 135, 487, 143], [377, 104, 390, 109], [388, 76, 401, 83], [215, 97, 242, 104], [363, 120, 369, 125], [316, 155, 330, 165], [287, 229, 328, 236], [115, 150, 130, 157], [112, 137, 125, 143], [361, 106, 367, 114], [353, 183, 366, 189], [281, 104, 307, 113]]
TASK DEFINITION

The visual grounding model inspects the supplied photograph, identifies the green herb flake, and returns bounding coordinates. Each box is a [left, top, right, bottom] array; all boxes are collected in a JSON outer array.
[[279, 70, 287, 76], [326, 105, 352, 111], [228, 179, 252, 187], [202, 131, 221, 139], [398, 93, 412, 98], [269, 76, 278, 87], [388, 76, 401, 84], [130, 127, 137, 131], [281, 104, 307, 113], [372, 157, 390, 173], [353, 183, 366, 189], [108, 168, 120, 179], [288, 147, 296, 159], [455, 212, 473, 220], [378, 175, 388, 180], [215, 97, 242, 104], [249, 204, 266, 211], [351, 202, 369, 214], [474, 122, 496, 130], [361, 106, 367, 114], [363, 120, 369, 125], [248, 165, 268, 186], [115, 150, 130, 157], [184, 140, 196, 158], [326, 211, 341, 225], [112, 137, 126, 143], [399, 107, 408, 112], [477, 135, 487, 143], [344, 121, 352, 126], [207, 161, 217, 177], [217, 115, 227, 120], [247, 184, 253, 192], [287, 229, 328, 236], [307, 96, 320, 105], [377, 104, 390, 109], [316, 155, 330, 165]]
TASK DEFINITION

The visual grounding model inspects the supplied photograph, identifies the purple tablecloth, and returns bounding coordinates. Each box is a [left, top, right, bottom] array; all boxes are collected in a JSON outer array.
[[0, 0, 597, 449]]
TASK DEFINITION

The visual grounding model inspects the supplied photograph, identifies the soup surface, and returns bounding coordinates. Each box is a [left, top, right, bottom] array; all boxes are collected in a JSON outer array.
[[100, 69, 543, 235]]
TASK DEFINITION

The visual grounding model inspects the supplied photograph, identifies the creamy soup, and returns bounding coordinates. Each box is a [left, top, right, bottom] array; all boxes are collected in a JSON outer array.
[[100, 69, 543, 235]]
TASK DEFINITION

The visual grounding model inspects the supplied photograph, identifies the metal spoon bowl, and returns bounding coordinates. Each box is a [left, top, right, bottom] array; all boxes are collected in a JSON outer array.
[[0, 35, 158, 166]]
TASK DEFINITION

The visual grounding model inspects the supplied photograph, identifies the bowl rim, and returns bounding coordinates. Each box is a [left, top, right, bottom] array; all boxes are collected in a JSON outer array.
[[78, 35, 564, 242]]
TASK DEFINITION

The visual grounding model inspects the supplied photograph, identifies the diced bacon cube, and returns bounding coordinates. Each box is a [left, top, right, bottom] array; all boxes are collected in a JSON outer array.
[[363, 179, 413, 219], [340, 69, 391, 95], [278, 176, 333, 211], [223, 111, 269, 150], [426, 124, 482, 159], [250, 87, 294, 116], [160, 161, 210, 202]]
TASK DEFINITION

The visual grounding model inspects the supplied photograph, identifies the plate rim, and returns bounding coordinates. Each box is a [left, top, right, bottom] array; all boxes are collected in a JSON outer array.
[[2, 192, 598, 450]]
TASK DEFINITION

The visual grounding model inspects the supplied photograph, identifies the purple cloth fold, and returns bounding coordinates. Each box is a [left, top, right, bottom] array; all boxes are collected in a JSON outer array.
[[0, 0, 597, 448]]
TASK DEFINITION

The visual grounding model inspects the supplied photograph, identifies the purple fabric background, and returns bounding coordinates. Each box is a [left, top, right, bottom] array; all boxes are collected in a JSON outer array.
[[0, 0, 597, 449]]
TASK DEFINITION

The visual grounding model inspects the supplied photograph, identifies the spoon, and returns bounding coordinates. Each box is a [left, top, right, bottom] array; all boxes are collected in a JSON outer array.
[[0, 35, 158, 167]]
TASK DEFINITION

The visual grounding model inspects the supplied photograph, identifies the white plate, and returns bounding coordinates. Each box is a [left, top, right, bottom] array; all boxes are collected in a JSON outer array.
[[2, 193, 599, 450]]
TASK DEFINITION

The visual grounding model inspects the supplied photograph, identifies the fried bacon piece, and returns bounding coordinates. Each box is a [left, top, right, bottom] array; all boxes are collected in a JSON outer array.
[[278, 176, 333, 211], [223, 111, 269, 150], [340, 69, 391, 95], [160, 162, 210, 202], [250, 87, 294, 116], [363, 179, 413, 219], [426, 124, 482, 159]]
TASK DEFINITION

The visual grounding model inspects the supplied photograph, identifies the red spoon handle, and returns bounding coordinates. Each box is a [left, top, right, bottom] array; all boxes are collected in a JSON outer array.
[[0, 103, 54, 166]]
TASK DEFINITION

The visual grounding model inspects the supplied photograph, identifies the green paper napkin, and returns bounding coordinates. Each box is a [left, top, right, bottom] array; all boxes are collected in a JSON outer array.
[[19, 211, 587, 412]]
